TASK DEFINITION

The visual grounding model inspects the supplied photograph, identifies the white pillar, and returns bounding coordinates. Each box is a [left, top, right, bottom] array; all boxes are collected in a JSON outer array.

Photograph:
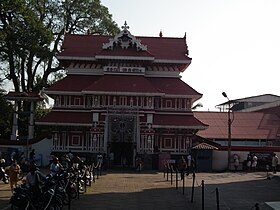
[[11, 102, 18, 140]]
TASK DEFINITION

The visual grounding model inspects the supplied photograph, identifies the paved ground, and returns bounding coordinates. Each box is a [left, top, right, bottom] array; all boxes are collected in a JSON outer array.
[[0, 170, 279, 210]]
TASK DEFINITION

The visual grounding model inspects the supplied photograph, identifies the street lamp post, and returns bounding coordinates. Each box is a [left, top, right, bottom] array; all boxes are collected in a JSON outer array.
[[222, 92, 233, 170]]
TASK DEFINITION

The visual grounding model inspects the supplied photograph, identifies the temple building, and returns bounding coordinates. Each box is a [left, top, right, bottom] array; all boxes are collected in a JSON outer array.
[[36, 22, 208, 169]]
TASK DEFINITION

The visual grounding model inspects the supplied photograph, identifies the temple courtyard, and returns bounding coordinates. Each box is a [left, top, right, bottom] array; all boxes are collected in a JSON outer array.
[[0, 170, 279, 210]]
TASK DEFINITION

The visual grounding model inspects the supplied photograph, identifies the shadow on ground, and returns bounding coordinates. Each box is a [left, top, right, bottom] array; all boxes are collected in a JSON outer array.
[[0, 172, 279, 210]]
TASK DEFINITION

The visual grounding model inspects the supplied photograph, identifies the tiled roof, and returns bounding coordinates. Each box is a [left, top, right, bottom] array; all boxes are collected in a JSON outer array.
[[147, 77, 202, 97], [46, 75, 102, 92], [4, 91, 43, 101], [83, 75, 159, 94], [36, 111, 207, 129], [96, 47, 154, 58], [219, 145, 280, 152], [37, 111, 92, 125], [58, 34, 190, 61], [192, 142, 218, 150], [153, 114, 208, 129], [255, 104, 280, 116], [45, 75, 200, 97], [194, 111, 280, 140]]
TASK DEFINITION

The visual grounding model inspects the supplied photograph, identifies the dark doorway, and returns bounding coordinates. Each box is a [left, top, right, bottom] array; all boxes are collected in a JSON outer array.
[[111, 142, 133, 168], [193, 150, 213, 172], [108, 115, 136, 169]]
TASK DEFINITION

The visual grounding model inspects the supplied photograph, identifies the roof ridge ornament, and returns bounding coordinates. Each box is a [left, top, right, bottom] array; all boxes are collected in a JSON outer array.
[[122, 21, 130, 31], [102, 21, 147, 51]]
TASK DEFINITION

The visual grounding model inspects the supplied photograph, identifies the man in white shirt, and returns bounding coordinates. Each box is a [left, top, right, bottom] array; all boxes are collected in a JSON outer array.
[[50, 157, 63, 175]]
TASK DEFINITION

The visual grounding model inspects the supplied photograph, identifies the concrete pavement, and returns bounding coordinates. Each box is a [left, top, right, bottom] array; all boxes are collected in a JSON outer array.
[[0, 170, 280, 210], [71, 170, 280, 210]]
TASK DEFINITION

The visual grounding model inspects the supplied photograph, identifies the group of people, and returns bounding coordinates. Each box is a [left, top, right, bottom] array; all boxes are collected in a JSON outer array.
[[240, 153, 279, 173], [245, 153, 259, 171], [5, 149, 81, 193], [4, 148, 38, 192], [22, 151, 81, 195], [4, 148, 280, 194]]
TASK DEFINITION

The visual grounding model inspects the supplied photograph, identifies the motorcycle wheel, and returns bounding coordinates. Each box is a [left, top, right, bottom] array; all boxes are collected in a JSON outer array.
[[3, 177, 9, 184]]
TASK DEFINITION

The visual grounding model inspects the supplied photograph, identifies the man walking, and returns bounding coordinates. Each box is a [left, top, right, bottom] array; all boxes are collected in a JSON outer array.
[[272, 153, 278, 174]]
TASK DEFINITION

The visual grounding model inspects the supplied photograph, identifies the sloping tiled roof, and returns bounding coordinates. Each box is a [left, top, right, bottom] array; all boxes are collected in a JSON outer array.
[[83, 75, 160, 94], [96, 47, 154, 58], [194, 111, 280, 140], [153, 114, 208, 129], [58, 34, 190, 61], [36, 111, 208, 129], [4, 91, 43, 101], [255, 102, 280, 116], [46, 75, 102, 92], [45, 75, 200, 97], [37, 111, 92, 125], [192, 142, 218, 150], [147, 77, 202, 97]]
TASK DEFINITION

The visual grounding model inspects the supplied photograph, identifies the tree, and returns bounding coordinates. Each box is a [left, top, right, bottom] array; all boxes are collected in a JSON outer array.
[[0, 0, 53, 92], [0, 0, 119, 93], [0, 83, 13, 139], [0, 0, 119, 139]]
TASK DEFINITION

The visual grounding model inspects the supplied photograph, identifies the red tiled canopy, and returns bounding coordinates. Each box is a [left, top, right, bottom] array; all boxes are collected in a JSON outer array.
[[37, 111, 92, 125], [83, 75, 160, 94], [194, 111, 280, 140], [46, 75, 102, 92], [192, 143, 218, 150], [58, 34, 191, 61], [147, 77, 201, 97], [45, 75, 201, 97], [153, 114, 208, 129], [4, 91, 43, 101]]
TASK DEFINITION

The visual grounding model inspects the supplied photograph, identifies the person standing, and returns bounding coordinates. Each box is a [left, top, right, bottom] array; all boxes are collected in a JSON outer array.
[[29, 149, 35, 164], [97, 153, 103, 163], [50, 157, 63, 176], [109, 151, 114, 168], [233, 154, 240, 172], [9, 160, 21, 192], [178, 156, 187, 180], [25, 165, 45, 201], [251, 154, 258, 171], [187, 154, 192, 170], [246, 154, 252, 171], [271, 153, 279, 174], [136, 157, 143, 172], [25, 165, 45, 187]]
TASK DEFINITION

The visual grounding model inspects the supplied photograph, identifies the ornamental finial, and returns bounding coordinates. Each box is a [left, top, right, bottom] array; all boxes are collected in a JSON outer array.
[[122, 21, 130, 31]]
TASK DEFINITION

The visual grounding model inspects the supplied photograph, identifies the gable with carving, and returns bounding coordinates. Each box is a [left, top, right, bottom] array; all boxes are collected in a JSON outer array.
[[103, 21, 147, 51]]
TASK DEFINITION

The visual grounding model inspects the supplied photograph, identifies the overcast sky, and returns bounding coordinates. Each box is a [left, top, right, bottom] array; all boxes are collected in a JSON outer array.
[[101, 0, 280, 111]]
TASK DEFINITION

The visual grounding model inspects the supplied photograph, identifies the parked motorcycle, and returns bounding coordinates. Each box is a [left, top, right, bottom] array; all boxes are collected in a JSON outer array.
[[0, 159, 9, 184]]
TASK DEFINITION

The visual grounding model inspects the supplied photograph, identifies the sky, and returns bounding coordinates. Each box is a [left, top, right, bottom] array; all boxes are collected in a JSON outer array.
[[101, 0, 280, 111]]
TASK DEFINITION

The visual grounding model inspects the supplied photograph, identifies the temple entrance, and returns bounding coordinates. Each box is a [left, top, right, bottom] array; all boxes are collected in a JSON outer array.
[[111, 142, 133, 168], [108, 115, 136, 169]]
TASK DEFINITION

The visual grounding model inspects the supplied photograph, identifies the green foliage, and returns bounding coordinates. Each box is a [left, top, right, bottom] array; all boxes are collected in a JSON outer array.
[[0, 89, 13, 139], [35, 104, 51, 120], [0, 0, 119, 138], [0, 0, 119, 92]]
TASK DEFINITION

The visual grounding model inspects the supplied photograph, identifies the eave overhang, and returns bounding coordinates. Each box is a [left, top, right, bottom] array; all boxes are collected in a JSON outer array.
[[57, 56, 191, 65]]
